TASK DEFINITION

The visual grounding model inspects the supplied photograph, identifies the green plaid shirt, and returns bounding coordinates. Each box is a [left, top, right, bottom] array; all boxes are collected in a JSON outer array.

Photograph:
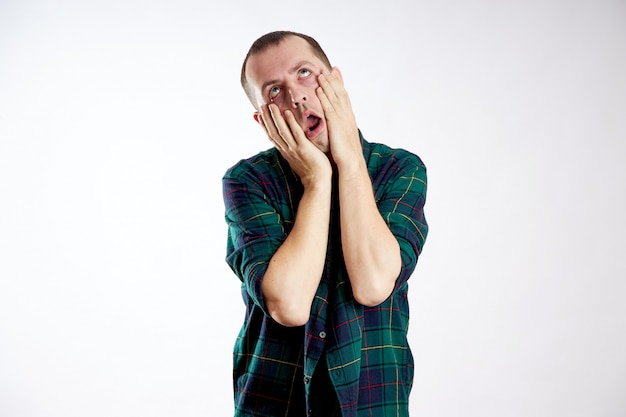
[[223, 133, 428, 417]]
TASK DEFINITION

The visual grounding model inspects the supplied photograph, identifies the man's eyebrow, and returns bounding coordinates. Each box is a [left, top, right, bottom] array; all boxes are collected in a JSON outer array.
[[260, 61, 316, 93], [289, 60, 314, 73]]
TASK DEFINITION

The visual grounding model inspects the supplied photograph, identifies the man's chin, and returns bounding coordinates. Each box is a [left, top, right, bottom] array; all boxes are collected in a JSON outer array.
[[311, 135, 330, 154]]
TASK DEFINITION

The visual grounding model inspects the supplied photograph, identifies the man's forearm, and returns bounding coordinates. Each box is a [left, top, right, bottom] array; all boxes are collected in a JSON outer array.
[[262, 180, 332, 326], [338, 160, 401, 307]]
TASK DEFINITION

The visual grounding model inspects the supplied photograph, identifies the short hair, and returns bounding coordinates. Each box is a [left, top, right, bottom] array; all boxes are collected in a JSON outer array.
[[240, 31, 332, 108]]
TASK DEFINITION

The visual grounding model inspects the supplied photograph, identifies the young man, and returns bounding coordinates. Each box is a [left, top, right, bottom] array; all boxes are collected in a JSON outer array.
[[223, 31, 428, 417]]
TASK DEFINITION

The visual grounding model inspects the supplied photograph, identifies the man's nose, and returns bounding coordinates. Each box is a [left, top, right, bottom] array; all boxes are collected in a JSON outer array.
[[288, 89, 307, 108]]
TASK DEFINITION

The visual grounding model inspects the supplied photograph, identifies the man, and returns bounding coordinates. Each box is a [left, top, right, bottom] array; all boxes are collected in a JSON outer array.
[[223, 31, 428, 417]]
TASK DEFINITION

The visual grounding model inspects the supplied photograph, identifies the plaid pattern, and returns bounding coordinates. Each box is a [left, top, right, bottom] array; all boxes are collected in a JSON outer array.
[[223, 133, 428, 417]]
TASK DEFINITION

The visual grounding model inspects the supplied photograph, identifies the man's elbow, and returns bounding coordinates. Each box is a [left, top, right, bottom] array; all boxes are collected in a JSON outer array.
[[353, 286, 393, 307], [350, 265, 399, 307], [352, 276, 396, 306], [266, 301, 310, 327]]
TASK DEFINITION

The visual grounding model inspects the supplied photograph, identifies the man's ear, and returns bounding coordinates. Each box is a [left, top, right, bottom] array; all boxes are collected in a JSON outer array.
[[253, 112, 262, 126]]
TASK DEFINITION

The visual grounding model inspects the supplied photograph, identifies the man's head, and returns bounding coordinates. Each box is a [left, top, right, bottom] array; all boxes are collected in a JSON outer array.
[[241, 31, 332, 109], [241, 31, 336, 153]]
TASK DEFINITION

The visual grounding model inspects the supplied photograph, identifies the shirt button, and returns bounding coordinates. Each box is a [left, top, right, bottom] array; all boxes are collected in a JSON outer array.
[[304, 376, 310, 384], [319, 331, 326, 339]]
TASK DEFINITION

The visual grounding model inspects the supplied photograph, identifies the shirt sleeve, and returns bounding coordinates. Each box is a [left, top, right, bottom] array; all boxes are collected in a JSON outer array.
[[372, 148, 428, 290], [222, 158, 291, 315]]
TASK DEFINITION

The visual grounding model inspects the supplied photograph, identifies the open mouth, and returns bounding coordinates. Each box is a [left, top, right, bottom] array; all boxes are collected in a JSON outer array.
[[304, 114, 323, 138]]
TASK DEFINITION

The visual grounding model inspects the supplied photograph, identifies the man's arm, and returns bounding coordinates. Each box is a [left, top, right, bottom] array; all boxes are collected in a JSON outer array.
[[317, 69, 401, 306], [257, 104, 333, 326], [337, 160, 402, 306]]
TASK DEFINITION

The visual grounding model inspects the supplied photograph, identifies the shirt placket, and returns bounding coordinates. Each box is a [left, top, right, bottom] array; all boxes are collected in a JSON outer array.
[[303, 180, 340, 411]]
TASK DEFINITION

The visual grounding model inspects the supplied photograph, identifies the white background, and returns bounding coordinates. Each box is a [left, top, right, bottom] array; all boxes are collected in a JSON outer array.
[[1, 0, 625, 416]]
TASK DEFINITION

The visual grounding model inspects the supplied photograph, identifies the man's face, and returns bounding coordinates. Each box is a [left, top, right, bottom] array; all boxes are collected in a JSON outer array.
[[246, 36, 331, 153]]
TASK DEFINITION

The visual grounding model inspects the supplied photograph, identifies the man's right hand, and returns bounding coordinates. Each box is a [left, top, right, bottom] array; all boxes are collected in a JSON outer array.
[[258, 103, 332, 188], [256, 103, 333, 327]]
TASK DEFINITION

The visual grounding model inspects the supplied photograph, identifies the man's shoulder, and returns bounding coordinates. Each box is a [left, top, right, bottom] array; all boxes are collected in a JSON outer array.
[[223, 147, 281, 180], [363, 139, 426, 171]]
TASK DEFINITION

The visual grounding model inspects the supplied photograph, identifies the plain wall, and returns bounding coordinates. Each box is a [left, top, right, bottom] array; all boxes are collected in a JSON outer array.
[[1, 0, 625, 416]]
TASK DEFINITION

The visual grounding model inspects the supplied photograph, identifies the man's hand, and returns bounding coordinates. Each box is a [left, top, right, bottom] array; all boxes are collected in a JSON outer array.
[[317, 67, 402, 306], [256, 104, 333, 327], [316, 68, 362, 170], [258, 103, 332, 188]]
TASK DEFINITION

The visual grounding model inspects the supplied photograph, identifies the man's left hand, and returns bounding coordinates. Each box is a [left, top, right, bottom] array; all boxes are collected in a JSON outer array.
[[317, 68, 362, 169]]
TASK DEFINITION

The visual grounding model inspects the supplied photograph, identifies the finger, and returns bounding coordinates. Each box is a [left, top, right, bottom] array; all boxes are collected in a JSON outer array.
[[316, 85, 337, 118], [260, 105, 288, 151], [257, 111, 278, 147], [323, 68, 346, 94], [268, 104, 298, 149], [318, 72, 339, 103], [283, 109, 308, 144], [329, 68, 351, 105]]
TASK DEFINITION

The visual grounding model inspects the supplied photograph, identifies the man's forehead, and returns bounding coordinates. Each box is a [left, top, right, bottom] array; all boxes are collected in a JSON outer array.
[[247, 37, 319, 81]]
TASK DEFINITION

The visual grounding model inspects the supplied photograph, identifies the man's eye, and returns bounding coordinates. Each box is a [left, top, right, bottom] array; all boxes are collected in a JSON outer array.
[[269, 86, 281, 101], [299, 69, 312, 78]]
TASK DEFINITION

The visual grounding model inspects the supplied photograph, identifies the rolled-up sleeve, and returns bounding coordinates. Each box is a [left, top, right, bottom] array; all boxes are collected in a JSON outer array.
[[371, 148, 428, 289], [223, 159, 290, 314]]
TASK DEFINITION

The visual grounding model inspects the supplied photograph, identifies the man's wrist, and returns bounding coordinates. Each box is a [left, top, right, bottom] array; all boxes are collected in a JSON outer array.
[[301, 173, 333, 192], [335, 153, 367, 178]]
